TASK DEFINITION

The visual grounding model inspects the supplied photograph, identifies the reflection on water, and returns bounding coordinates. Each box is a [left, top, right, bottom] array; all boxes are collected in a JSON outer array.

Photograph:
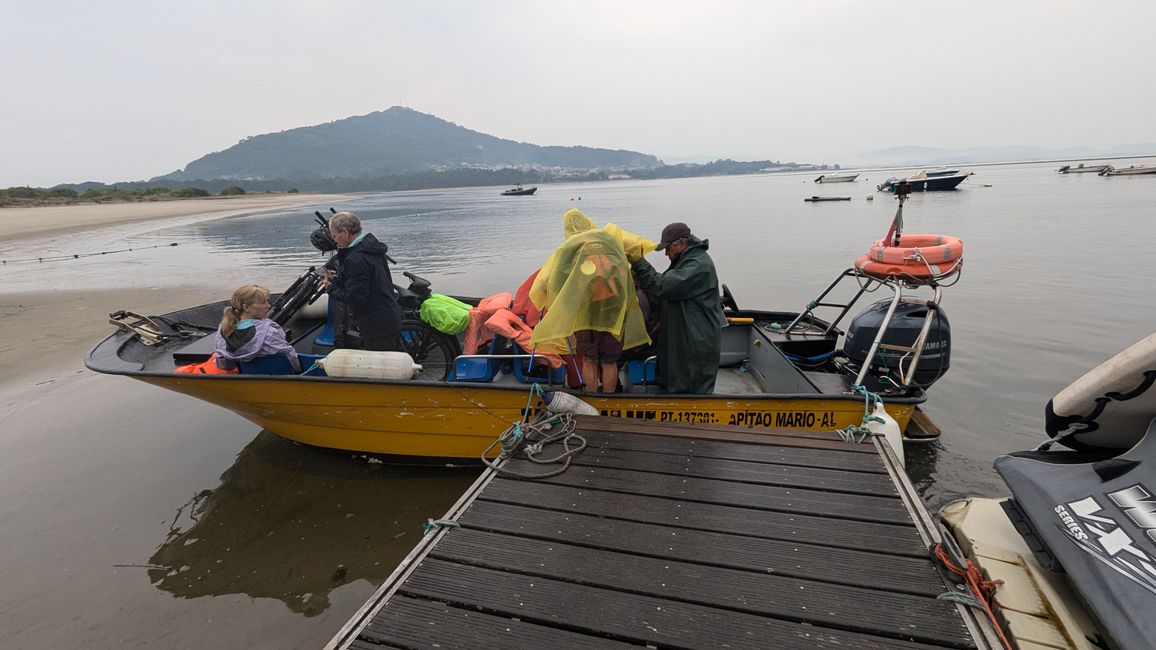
[[145, 431, 478, 617]]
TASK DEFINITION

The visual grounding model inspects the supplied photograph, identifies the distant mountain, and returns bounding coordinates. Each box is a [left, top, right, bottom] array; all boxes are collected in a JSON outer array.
[[847, 144, 1156, 168], [156, 107, 660, 182]]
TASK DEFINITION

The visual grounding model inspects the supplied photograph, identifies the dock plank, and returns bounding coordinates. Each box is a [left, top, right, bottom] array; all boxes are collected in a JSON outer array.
[[580, 428, 886, 471], [362, 594, 641, 649], [400, 559, 960, 650], [512, 461, 913, 524], [479, 479, 928, 556], [574, 446, 898, 494], [329, 423, 983, 650], [432, 528, 974, 647], [456, 500, 946, 596]]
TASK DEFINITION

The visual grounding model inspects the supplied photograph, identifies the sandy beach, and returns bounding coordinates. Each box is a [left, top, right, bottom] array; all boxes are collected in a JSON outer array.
[[0, 193, 349, 395], [0, 193, 351, 243]]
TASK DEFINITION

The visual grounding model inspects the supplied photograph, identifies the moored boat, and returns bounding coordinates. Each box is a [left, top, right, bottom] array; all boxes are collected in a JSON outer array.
[[814, 172, 859, 183], [1057, 163, 1111, 174], [877, 170, 972, 192], [86, 207, 963, 461], [500, 184, 537, 195], [1099, 164, 1156, 176]]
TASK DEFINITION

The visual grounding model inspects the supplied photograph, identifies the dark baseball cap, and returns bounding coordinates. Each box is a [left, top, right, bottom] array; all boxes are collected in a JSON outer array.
[[655, 222, 692, 251]]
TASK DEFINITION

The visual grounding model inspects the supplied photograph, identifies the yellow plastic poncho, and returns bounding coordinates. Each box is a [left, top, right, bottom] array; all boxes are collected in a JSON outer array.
[[529, 209, 657, 354]]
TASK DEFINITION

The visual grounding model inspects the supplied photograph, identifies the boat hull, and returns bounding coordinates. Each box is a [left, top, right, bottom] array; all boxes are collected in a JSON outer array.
[[880, 173, 970, 192], [133, 373, 916, 458], [1057, 164, 1110, 174], [1102, 165, 1156, 176]]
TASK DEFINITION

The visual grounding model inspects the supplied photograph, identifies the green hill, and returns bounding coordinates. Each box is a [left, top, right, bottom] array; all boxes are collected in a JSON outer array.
[[158, 106, 660, 182]]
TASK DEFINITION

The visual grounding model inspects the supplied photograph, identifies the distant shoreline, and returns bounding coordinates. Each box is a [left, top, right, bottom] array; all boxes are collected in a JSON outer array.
[[0, 192, 353, 243], [0, 190, 305, 210]]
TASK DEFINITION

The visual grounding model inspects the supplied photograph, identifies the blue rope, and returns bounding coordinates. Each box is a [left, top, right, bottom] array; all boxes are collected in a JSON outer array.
[[838, 385, 885, 442], [784, 351, 835, 363], [422, 518, 460, 536], [522, 382, 546, 423]]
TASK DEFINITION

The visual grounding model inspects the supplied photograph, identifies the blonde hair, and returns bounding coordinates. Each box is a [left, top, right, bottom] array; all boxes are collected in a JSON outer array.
[[220, 285, 271, 337]]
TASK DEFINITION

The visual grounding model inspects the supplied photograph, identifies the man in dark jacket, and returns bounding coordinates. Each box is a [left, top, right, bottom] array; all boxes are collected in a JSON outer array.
[[322, 212, 404, 351], [631, 222, 724, 394]]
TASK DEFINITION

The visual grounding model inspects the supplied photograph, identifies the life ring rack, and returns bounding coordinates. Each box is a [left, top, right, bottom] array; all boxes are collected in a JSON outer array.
[[854, 233, 964, 281]]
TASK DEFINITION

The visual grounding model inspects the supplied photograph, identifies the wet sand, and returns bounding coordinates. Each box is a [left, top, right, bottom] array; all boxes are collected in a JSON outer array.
[[0, 193, 348, 394], [0, 193, 483, 648], [1, 193, 351, 243]]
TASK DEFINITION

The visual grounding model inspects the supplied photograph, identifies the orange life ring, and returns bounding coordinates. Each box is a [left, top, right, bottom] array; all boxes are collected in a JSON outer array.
[[854, 254, 960, 279], [866, 234, 963, 265]]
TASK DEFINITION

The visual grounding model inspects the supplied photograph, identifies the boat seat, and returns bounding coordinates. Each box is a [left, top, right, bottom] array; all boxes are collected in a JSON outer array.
[[626, 358, 656, 383], [238, 353, 326, 376], [449, 337, 505, 382], [620, 357, 660, 394], [512, 343, 567, 385]]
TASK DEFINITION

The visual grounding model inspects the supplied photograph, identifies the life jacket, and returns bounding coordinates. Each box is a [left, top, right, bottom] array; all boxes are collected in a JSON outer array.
[[462, 292, 514, 354], [174, 353, 239, 375], [512, 269, 543, 327], [485, 308, 563, 368]]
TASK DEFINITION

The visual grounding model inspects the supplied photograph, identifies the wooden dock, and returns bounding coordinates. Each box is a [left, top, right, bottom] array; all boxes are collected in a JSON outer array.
[[326, 417, 995, 649]]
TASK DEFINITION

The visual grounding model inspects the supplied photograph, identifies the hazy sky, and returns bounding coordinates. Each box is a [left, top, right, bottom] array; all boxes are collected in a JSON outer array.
[[3, 1, 1154, 187]]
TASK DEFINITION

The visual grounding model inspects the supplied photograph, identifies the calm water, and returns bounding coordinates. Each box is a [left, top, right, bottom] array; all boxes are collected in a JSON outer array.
[[3, 160, 1155, 647]]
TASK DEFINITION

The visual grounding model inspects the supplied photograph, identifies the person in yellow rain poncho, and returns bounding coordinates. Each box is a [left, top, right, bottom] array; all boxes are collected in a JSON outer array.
[[530, 209, 655, 392]]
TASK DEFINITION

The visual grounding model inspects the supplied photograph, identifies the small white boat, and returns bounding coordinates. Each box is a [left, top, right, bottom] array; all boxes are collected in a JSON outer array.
[[1099, 164, 1156, 176], [813, 172, 859, 183], [1057, 163, 1111, 174]]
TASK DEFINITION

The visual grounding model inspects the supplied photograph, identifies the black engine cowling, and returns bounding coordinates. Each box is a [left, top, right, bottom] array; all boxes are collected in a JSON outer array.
[[844, 298, 951, 389]]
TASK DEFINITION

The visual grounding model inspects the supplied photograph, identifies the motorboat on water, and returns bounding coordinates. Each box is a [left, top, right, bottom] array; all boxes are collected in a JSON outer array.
[[939, 332, 1156, 649], [1057, 163, 1111, 174], [877, 169, 972, 192], [1099, 164, 1156, 177], [804, 195, 851, 202], [814, 172, 859, 183], [86, 204, 963, 461], [500, 184, 537, 195]]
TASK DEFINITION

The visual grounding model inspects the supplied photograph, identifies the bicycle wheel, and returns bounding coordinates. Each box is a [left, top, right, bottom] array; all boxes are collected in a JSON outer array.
[[399, 319, 460, 381]]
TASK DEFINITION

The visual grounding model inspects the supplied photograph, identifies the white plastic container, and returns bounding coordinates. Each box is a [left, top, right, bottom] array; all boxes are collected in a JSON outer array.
[[865, 402, 904, 467], [318, 350, 422, 380], [543, 390, 599, 416]]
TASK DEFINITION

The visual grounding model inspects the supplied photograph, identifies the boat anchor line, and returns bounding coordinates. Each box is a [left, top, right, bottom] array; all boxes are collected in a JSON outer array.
[[480, 411, 588, 480], [1, 242, 180, 265]]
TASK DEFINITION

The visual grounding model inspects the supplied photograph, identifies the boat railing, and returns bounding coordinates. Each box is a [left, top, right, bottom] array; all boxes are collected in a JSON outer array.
[[784, 269, 880, 337], [784, 269, 946, 389]]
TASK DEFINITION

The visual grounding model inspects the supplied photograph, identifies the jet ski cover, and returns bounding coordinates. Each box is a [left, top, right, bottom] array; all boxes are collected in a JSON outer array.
[[995, 421, 1156, 649]]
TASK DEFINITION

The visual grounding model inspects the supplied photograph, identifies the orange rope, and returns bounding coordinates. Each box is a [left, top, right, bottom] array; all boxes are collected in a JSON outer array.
[[931, 543, 1014, 650]]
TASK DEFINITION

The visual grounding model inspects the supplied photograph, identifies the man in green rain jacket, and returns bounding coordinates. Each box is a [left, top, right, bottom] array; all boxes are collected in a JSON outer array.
[[631, 222, 725, 394]]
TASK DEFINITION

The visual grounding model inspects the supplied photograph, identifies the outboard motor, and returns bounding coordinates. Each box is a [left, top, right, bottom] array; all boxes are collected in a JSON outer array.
[[844, 298, 951, 389]]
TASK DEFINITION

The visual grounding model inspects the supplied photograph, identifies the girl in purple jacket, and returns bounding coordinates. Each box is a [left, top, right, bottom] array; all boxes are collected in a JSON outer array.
[[214, 285, 301, 372]]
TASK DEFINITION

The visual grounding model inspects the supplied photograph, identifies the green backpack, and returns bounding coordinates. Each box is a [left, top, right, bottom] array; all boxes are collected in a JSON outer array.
[[419, 293, 472, 335]]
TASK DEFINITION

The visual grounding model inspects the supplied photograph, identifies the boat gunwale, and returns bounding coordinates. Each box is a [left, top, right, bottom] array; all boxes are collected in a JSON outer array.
[[84, 332, 927, 406]]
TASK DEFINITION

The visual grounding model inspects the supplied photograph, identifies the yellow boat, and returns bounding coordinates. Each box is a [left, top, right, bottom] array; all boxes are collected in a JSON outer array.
[[85, 269, 949, 461]]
